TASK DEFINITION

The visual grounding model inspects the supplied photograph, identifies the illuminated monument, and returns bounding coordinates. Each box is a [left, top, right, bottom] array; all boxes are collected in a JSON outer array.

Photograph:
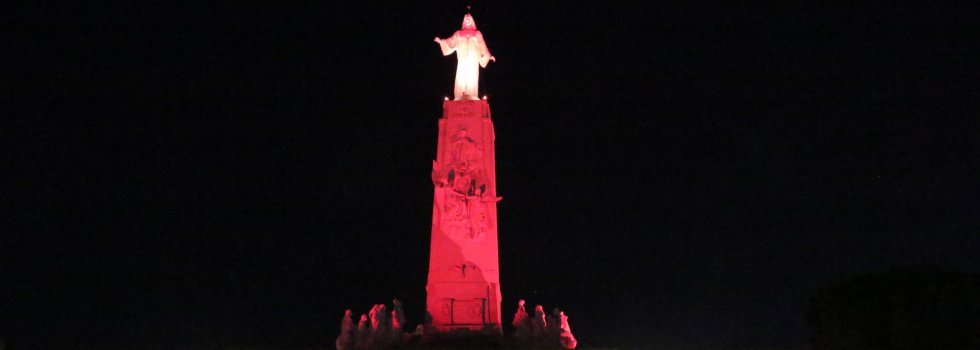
[[426, 12, 503, 333], [334, 11, 578, 350]]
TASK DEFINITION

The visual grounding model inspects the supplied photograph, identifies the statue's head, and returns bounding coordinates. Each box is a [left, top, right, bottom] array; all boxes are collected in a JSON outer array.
[[461, 14, 477, 30], [518, 299, 525, 306]]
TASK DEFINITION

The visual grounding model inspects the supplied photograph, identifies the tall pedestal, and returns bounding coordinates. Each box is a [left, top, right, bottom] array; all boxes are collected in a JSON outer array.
[[425, 99, 502, 333]]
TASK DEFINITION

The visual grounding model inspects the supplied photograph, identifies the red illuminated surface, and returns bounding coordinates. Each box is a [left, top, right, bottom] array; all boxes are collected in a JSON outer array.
[[426, 98, 503, 332]]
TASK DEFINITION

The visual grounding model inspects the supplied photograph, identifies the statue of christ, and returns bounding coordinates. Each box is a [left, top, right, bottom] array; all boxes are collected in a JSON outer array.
[[434, 13, 496, 100]]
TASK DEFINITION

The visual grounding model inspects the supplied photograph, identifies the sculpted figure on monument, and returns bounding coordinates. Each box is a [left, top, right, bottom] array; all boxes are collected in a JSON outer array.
[[435, 13, 496, 100], [339, 300, 416, 349], [450, 129, 481, 174], [355, 314, 370, 349], [452, 169, 474, 195], [531, 304, 548, 345], [435, 128, 491, 240], [512, 304, 579, 349], [357, 314, 369, 330], [335, 309, 355, 350], [547, 308, 562, 342], [391, 299, 406, 332], [511, 299, 531, 345], [465, 192, 487, 238], [559, 311, 578, 349], [512, 299, 529, 329], [369, 304, 388, 333]]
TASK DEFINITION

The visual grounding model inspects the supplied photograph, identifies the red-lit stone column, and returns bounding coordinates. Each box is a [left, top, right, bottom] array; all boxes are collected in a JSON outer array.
[[426, 98, 502, 333]]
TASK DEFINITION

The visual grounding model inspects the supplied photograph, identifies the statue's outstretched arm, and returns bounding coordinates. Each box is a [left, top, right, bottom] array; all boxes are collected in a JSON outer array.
[[435, 33, 457, 56]]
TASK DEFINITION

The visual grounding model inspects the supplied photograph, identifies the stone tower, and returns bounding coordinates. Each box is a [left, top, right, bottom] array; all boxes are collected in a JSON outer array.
[[425, 98, 503, 333], [427, 11, 501, 333]]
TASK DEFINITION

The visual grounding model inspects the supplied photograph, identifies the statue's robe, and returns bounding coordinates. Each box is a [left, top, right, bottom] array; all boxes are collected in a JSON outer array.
[[437, 29, 492, 100]]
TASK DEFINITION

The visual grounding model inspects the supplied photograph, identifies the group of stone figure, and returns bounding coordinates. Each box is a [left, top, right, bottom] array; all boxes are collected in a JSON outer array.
[[511, 299, 578, 349], [335, 298, 577, 349], [335, 299, 414, 350]]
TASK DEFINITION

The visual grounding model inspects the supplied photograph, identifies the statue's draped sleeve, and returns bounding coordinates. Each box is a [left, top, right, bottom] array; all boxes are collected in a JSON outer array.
[[477, 32, 492, 68], [438, 32, 458, 56]]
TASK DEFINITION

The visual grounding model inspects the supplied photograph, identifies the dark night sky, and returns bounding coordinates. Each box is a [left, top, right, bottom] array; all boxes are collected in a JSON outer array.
[[3, 2, 979, 349]]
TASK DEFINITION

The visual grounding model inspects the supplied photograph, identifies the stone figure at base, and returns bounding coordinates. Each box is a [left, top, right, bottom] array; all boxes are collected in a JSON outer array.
[[511, 300, 580, 349], [369, 304, 388, 332], [391, 298, 406, 332], [335, 309, 355, 350], [511, 299, 531, 346], [559, 311, 578, 349], [512, 299, 529, 332], [339, 300, 416, 349], [355, 314, 370, 349], [547, 308, 562, 343], [531, 305, 548, 346]]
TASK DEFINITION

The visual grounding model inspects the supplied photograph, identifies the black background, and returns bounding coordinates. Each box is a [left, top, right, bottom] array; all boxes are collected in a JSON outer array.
[[4, 2, 978, 349]]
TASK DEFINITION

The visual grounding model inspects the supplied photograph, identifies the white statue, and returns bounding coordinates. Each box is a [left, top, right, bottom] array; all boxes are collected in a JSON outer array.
[[435, 13, 496, 100]]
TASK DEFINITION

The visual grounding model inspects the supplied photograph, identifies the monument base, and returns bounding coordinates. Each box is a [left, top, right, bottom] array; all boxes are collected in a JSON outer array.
[[416, 329, 504, 348]]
